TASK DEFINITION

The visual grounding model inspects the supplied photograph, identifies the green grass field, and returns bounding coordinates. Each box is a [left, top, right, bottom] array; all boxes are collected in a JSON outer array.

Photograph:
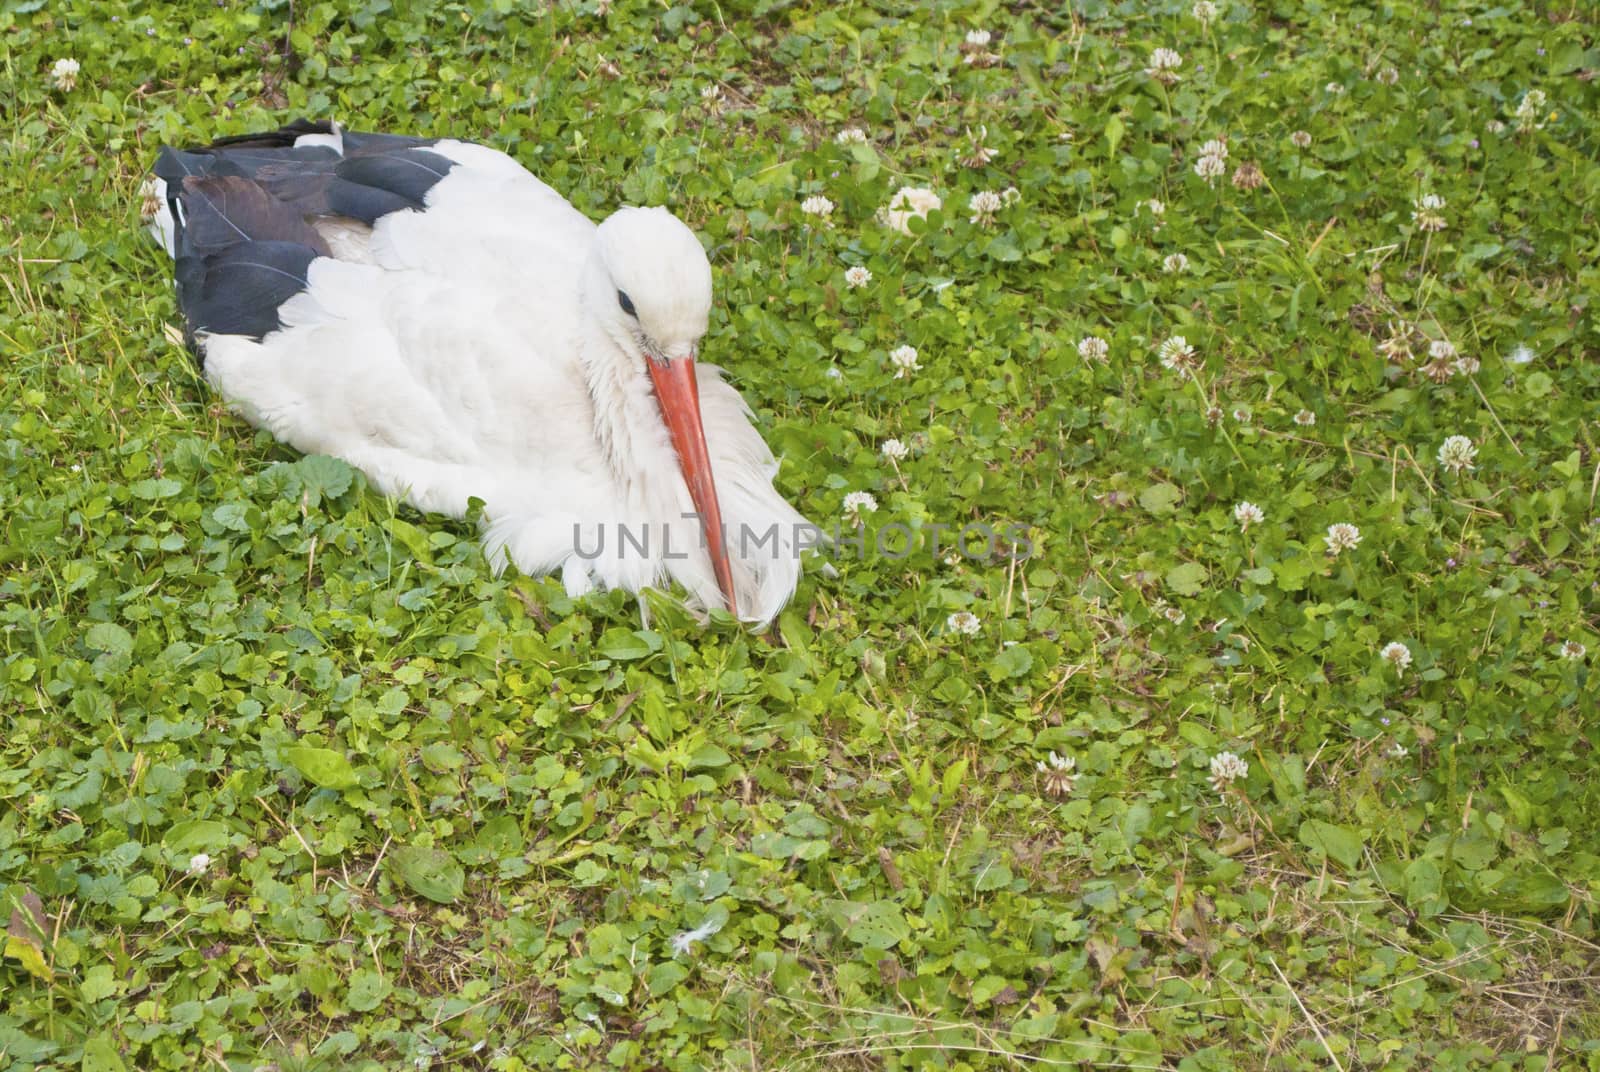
[[3, 0, 1598, 1068]]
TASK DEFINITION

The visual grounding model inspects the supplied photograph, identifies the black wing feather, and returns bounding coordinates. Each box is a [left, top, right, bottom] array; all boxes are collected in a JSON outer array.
[[323, 178, 423, 223], [327, 149, 456, 220], [154, 120, 462, 352], [176, 241, 319, 343], [340, 129, 439, 155], [153, 147, 213, 181], [205, 118, 337, 150], [179, 176, 332, 257], [205, 146, 341, 180]]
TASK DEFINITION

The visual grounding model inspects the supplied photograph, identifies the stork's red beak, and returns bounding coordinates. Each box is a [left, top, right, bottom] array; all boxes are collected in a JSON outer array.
[[646, 354, 738, 618]]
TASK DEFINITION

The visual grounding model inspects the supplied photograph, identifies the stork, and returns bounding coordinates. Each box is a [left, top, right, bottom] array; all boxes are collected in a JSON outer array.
[[150, 119, 814, 625]]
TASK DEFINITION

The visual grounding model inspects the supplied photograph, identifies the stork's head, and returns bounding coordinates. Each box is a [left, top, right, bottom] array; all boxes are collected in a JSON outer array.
[[591, 207, 737, 617], [596, 208, 713, 357]]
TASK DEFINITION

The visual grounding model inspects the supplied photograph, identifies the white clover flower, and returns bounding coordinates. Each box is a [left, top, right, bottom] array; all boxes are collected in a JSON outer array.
[[1193, 153, 1227, 184], [888, 344, 921, 379], [1163, 252, 1190, 273], [1035, 752, 1077, 798], [844, 266, 872, 288], [1233, 501, 1265, 530], [1325, 82, 1346, 95], [835, 127, 868, 145], [1376, 65, 1400, 86], [1422, 356, 1457, 383], [1514, 88, 1547, 132], [825, 367, 843, 381], [1428, 339, 1457, 360], [1146, 198, 1166, 216], [880, 438, 908, 461], [1411, 193, 1447, 232], [1293, 409, 1317, 426], [1377, 330, 1414, 363], [1199, 138, 1229, 161], [1192, 0, 1218, 21], [1507, 344, 1535, 365], [842, 491, 878, 522], [1384, 741, 1409, 759], [1454, 355, 1480, 376], [964, 29, 992, 47], [187, 853, 212, 875], [1290, 129, 1313, 148], [1157, 335, 1197, 375], [879, 186, 942, 236], [960, 126, 999, 168], [947, 610, 981, 636], [139, 178, 163, 222], [1380, 641, 1412, 675], [1077, 336, 1109, 363], [50, 58, 80, 92], [1561, 640, 1587, 661], [962, 144, 999, 168], [1486, 118, 1507, 134], [1146, 47, 1183, 83], [1000, 186, 1021, 206], [1208, 751, 1248, 793], [700, 83, 723, 104], [1437, 435, 1477, 473], [968, 189, 1003, 226], [1231, 162, 1265, 190], [1164, 605, 1187, 624], [1148, 47, 1183, 72], [800, 194, 835, 219], [1231, 407, 1251, 424], [1324, 522, 1362, 554]]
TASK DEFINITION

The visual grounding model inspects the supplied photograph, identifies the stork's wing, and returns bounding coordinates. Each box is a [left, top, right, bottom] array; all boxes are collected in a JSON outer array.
[[197, 253, 607, 521], [152, 119, 594, 346]]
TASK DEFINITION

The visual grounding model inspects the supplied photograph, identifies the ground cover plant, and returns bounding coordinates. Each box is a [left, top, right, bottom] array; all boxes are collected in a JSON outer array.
[[2, 0, 1598, 1068]]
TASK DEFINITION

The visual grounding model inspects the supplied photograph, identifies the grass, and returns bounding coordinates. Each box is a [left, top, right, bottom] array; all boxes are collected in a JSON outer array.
[[2, 0, 1599, 1069]]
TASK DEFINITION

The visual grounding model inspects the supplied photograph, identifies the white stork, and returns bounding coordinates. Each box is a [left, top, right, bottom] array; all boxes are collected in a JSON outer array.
[[150, 119, 814, 625]]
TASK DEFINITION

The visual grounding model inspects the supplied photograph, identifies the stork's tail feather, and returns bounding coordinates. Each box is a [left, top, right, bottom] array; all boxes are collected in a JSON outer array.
[[148, 118, 460, 351]]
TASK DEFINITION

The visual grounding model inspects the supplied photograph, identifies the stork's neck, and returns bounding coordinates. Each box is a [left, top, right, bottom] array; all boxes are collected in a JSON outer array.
[[575, 266, 691, 520]]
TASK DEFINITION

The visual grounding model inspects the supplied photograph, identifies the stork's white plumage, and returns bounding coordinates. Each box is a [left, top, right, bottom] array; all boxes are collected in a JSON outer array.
[[152, 120, 813, 625]]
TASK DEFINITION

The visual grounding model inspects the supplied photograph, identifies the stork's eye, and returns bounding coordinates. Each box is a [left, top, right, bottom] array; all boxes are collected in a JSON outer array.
[[617, 290, 637, 318]]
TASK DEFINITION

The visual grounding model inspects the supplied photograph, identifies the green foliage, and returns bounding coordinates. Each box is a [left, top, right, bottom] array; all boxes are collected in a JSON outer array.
[[2, 0, 1598, 1069]]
